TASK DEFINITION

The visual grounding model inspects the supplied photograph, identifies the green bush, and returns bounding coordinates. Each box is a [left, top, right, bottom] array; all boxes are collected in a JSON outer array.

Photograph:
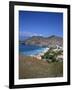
[[42, 48, 63, 62]]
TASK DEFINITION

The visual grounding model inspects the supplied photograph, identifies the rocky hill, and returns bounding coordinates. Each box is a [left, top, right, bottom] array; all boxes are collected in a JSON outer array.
[[21, 35, 63, 48]]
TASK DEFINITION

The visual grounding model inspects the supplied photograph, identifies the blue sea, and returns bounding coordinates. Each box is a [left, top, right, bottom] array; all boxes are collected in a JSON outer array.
[[19, 44, 48, 56]]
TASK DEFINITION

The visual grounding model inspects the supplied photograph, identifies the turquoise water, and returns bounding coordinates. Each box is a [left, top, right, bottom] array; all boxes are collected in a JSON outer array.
[[19, 44, 48, 56]]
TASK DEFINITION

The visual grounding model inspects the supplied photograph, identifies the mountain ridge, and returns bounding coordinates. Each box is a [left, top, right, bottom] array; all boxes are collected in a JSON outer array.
[[20, 35, 63, 48]]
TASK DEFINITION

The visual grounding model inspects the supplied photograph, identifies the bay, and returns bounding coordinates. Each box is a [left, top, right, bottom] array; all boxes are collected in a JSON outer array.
[[19, 44, 49, 56]]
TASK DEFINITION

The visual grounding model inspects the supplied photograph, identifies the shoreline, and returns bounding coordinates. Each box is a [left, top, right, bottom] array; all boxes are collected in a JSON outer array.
[[30, 47, 49, 60]]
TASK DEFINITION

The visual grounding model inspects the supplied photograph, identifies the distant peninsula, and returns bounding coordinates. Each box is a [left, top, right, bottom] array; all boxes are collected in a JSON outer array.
[[20, 35, 63, 48]]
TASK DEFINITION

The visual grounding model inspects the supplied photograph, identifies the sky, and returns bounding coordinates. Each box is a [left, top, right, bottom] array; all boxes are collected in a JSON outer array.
[[19, 11, 63, 40]]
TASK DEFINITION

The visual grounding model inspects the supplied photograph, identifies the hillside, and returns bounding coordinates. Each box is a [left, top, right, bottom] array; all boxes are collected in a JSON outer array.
[[19, 55, 63, 79], [21, 35, 63, 48]]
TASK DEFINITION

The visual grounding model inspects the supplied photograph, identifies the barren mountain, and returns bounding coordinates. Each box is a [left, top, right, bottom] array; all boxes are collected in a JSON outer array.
[[21, 35, 63, 48]]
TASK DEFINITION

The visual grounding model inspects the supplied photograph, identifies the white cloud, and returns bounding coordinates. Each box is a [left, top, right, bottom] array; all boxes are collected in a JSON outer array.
[[19, 31, 33, 36], [19, 31, 43, 37]]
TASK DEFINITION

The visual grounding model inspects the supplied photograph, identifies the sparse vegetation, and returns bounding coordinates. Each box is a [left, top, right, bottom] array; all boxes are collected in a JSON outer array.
[[19, 55, 63, 79]]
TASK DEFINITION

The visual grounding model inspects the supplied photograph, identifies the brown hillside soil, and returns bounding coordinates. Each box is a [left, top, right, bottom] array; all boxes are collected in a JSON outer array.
[[19, 55, 63, 79]]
